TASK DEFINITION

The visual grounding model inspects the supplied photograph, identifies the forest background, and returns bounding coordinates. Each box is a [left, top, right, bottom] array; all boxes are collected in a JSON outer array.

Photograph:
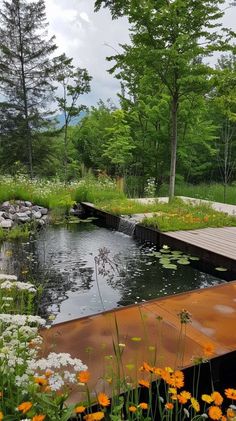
[[0, 0, 236, 201]]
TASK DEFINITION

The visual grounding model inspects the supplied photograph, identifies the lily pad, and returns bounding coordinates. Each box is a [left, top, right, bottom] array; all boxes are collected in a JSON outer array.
[[177, 258, 190, 265], [160, 249, 171, 254], [189, 256, 200, 261], [162, 263, 177, 270], [215, 267, 227, 272]]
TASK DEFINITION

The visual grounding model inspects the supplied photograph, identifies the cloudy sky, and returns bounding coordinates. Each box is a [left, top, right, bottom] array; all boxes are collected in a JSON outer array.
[[44, 0, 236, 107]]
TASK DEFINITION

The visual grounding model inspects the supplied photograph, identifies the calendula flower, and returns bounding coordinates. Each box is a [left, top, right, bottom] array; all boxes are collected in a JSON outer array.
[[98, 393, 110, 407], [138, 379, 150, 388], [140, 362, 153, 372], [32, 415, 46, 421], [227, 408, 236, 419], [34, 377, 48, 386], [191, 397, 200, 412], [139, 403, 148, 410], [129, 406, 137, 413], [202, 394, 213, 404], [153, 367, 162, 377], [0, 411, 3, 421], [165, 403, 174, 410], [169, 388, 177, 395], [203, 343, 215, 358], [78, 370, 90, 383], [75, 406, 86, 413], [177, 391, 191, 404], [225, 389, 236, 400], [170, 370, 184, 388], [208, 405, 222, 420], [17, 402, 33, 414], [211, 391, 223, 406], [84, 412, 104, 420]]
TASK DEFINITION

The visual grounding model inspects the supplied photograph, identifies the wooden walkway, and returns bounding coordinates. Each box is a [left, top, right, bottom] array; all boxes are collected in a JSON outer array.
[[41, 281, 236, 402], [160, 227, 236, 271]]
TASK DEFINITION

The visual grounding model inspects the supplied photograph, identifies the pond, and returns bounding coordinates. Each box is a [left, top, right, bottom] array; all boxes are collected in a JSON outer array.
[[0, 223, 231, 324]]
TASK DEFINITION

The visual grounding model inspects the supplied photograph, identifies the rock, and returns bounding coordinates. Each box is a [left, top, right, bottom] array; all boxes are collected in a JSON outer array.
[[0, 201, 10, 211], [2, 212, 10, 219], [39, 207, 48, 215], [0, 274, 17, 281], [0, 216, 5, 223], [9, 205, 16, 214], [15, 212, 30, 223], [25, 210, 32, 216], [18, 206, 29, 213], [0, 219, 13, 228], [32, 205, 40, 212], [25, 201, 32, 207], [32, 210, 42, 219], [37, 219, 45, 226]]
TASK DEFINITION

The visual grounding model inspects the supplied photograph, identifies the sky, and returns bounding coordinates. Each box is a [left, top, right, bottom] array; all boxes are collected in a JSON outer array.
[[45, 0, 130, 107], [44, 0, 235, 107]]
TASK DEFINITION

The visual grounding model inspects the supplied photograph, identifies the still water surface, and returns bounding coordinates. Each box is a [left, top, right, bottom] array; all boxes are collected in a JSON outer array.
[[0, 223, 226, 323]]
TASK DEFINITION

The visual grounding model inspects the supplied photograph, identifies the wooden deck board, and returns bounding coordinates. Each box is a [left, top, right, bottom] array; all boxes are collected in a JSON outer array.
[[41, 281, 236, 402], [164, 227, 236, 261]]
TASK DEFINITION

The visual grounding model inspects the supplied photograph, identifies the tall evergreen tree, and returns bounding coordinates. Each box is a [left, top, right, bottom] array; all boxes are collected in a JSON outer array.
[[0, 0, 57, 177]]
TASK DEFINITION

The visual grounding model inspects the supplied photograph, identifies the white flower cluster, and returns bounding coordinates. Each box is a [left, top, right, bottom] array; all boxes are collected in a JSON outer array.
[[29, 352, 88, 391], [30, 352, 87, 372], [0, 280, 36, 293], [0, 314, 46, 326]]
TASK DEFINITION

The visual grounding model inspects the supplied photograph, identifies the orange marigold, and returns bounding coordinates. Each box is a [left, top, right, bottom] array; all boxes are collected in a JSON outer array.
[[17, 402, 33, 414], [139, 402, 148, 410], [153, 367, 162, 377], [208, 405, 222, 420], [165, 403, 174, 410], [169, 370, 184, 388], [211, 391, 223, 406], [203, 343, 215, 358], [75, 406, 86, 413], [98, 393, 110, 407], [202, 394, 213, 404], [225, 388, 236, 400], [138, 379, 150, 388], [140, 362, 153, 373], [0, 411, 3, 421], [227, 408, 235, 418], [84, 412, 104, 420], [32, 416, 46, 421], [129, 406, 137, 413], [34, 377, 48, 387], [191, 397, 200, 412], [78, 370, 90, 383]]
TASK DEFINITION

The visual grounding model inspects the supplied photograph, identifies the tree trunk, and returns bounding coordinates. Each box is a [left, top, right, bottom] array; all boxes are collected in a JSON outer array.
[[169, 93, 178, 202]]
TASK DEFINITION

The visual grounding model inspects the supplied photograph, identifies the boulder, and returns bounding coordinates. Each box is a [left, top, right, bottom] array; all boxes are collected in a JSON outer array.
[[25, 201, 32, 207], [15, 212, 31, 223], [32, 210, 42, 219], [0, 219, 13, 228]]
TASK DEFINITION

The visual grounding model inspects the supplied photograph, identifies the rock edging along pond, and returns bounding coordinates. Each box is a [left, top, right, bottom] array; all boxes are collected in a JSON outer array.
[[0, 200, 48, 229]]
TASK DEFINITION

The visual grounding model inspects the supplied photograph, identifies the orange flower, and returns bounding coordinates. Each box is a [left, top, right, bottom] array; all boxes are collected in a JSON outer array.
[[227, 408, 236, 419], [153, 367, 162, 377], [225, 388, 236, 400], [78, 370, 90, 383], [75, 406, 86, 414], [165, 403, 174, 410], [208, 405, 222, 420], [177, 391, 191, 405], [203, 343, 215, 358], [202, 394, 213, 404], [45, 369, 54, 377], [139, 402, 148, 410], [0, 391, 2, 397], [129, 406, 137, 413], [84, 412, 104, 420], [191, 397, 200, 412], [138, 379, 150, 388], [98, 393, 110, 407], [169, 370, 184, 388], [0, 411, 3, 421], [34, 377, 48, 387], [140, 362, 153, 373], [17, 401, 33, 414], [221, 416, 227, 421], [211, 391, 223, 406], [32, 416, 46, 421]]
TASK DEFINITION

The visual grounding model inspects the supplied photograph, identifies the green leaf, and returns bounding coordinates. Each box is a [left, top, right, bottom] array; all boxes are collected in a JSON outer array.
[[215, 266, 227, 272], [177, 258, 190, 265]]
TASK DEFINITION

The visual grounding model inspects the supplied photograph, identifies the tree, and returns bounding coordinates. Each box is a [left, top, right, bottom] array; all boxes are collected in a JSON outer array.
[[53, 54, 92, 181], [0, 0, 57, 177], [95, 0, 236, 200]]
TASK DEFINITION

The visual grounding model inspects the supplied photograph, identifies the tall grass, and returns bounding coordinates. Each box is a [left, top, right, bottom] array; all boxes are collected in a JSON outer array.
[[158, 183, 236, 205]]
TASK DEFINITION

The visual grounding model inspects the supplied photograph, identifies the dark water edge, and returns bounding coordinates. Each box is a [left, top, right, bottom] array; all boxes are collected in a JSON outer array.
[[0, 223, 233, 324]]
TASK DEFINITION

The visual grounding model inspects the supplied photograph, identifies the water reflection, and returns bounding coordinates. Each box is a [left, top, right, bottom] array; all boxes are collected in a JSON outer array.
[[0, 223, 229, 323]]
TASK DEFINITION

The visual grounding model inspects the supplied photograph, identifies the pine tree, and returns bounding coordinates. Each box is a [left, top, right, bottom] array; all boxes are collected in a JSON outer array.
[[0, 0, 57, 177]]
